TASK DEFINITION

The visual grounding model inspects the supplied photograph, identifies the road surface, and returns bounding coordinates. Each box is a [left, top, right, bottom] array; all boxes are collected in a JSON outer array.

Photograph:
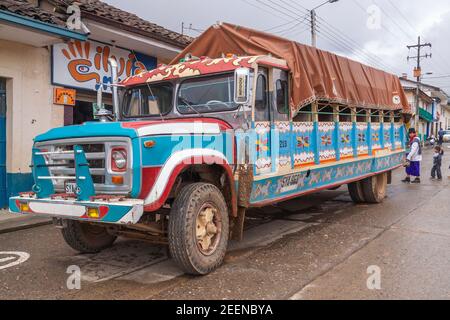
[[1, 147, 449, 300]]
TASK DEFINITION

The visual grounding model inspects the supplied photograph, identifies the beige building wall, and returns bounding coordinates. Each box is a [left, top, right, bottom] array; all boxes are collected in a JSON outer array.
[[0, 39, 63, 174]]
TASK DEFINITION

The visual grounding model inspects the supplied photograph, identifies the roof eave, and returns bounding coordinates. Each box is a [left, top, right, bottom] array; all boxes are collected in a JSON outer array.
[[0, 9, 87, 41], [81, 12, 191, 49]]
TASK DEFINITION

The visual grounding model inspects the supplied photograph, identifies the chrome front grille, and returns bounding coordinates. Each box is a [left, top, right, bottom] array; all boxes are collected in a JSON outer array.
[[35, 138, 132, 195]]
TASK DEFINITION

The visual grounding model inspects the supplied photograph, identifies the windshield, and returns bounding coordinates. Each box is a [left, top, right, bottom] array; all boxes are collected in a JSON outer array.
[[122, 83, 173, 117], [177, 73, 238, 114]]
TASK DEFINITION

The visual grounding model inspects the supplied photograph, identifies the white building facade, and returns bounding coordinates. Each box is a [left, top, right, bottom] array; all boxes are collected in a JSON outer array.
[[0, 0, 191, 207]]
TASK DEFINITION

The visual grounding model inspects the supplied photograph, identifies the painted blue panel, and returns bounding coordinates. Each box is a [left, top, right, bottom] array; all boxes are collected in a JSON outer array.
[[254, 122, 272, 175], [140, 133, 233, 167], [250, 151, 405, 204], [275, 122, 291, 170], [6, 173, 34, 198], [292, 122, 315, 167], [0, 80, 6, 208], [318, 122, 337, 162], [356, 123, 369, 155], [339, 122, 354, 159], [383, 123, 393, 150], [371, 123, 382, 151]]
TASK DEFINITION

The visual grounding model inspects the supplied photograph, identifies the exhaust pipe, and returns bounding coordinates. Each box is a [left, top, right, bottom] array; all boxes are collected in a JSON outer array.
[[108, 58, 119, 121]]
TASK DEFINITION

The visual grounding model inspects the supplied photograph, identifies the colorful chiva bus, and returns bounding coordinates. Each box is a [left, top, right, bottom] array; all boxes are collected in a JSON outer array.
[[9, 55, 406, 275]]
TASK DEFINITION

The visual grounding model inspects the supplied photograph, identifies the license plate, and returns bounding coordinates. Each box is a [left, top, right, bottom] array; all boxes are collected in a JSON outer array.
[[65, 181, 78, 195]]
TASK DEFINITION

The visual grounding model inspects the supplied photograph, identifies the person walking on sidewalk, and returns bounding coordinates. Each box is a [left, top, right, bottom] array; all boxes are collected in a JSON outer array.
[[402, 128, 422, 184], [431, 146, 444, 181]]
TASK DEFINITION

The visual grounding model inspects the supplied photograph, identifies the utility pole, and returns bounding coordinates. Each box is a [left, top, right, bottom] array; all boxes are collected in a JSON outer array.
[[309, 0, 339, 48], [407, 36, 432, 134], [311, 10, 317, 47]]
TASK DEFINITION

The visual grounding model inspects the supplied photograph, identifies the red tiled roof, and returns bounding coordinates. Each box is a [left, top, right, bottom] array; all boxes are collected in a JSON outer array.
[[48, 0, 193, 48], [0, 0, 193, 48]]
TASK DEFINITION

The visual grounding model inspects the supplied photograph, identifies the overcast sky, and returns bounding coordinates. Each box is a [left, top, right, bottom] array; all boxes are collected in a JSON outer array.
[[104, 0, 450, 91]]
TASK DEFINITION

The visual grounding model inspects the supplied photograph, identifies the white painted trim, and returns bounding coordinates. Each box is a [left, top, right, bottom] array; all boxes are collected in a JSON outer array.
[[143, 149, 228, 205], [29, 202, 86, 217], [117, 205, 144, 224], [137, 122, 221, 137]]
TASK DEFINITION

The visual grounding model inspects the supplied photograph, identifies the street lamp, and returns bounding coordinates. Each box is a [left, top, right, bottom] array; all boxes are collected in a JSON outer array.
[[310, 0, 339, 47]]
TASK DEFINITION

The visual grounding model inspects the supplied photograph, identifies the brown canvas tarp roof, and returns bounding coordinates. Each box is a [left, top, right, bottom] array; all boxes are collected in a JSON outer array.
[[171, 23, 410, 116]]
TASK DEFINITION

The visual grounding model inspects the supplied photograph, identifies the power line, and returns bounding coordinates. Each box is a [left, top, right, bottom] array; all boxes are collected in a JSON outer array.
[[378, 0, 450, 74], [263, 19, 300, 32], [276, 0, 401, 73]]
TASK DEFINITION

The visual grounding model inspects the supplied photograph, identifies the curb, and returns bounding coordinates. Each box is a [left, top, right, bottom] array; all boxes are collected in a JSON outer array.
[[0, 216, 53, 235]]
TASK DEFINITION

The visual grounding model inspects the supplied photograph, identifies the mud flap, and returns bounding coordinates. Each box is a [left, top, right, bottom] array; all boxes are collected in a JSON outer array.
[[231, 164, 253, 241]]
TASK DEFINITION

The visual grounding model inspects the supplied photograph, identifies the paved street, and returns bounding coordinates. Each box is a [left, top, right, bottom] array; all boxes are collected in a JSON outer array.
[[1, 146, 449, 300]]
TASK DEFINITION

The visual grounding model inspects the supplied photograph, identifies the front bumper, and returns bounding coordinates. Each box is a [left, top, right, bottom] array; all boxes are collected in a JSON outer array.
[[9, 195, 144, 225]]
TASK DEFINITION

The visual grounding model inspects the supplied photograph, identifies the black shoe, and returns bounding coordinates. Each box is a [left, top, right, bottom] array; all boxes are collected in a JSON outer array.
[[401, 177, 411, 183], [411, 178, 421, 184]]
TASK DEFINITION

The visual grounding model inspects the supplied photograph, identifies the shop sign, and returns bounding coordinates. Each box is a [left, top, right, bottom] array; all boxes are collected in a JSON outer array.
[[52, 40, 157, 93], [54, 87, 76, 106]]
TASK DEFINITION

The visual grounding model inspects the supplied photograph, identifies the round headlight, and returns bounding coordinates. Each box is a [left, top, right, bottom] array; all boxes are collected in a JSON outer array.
[[112, 149, 127, 170]]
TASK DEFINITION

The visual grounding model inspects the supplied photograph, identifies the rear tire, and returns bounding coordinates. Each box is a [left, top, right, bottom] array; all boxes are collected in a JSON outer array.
[[361, 172, 388, 204], [61, 220, 117, 253], [168, 183, 229, 275], [348, 181, 365, 203]]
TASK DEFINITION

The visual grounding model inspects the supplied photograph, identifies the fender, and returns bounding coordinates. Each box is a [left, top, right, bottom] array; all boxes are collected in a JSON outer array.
[[142, 149, 237, 216]]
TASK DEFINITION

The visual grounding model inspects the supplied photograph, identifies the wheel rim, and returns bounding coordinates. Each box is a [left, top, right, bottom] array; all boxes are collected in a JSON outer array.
[[196, 203, 222, 256]]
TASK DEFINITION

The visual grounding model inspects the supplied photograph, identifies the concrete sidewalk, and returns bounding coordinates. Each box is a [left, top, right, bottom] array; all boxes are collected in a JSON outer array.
[[0, 209, 52, 234]]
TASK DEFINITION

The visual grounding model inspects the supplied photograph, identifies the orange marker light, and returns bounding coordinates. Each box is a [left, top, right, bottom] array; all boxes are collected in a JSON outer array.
[[144, 140, 156, 148], [87, 207, 100, 219], [20, 202, 31, 213], [112, 176, 124, 185]]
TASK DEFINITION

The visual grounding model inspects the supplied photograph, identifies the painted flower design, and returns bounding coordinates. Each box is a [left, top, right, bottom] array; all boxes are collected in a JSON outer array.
[[321, 135, 332, 146], [341, 134, 350, 144], [372, 133, 380, 142], [256, 139, 269, 152], [358, 133, 366, 142], [297, 136, 310, 148]]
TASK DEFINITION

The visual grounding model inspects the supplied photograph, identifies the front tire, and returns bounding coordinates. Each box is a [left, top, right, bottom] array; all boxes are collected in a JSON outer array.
[[168, 183, 229, 275], [61, 220, 117, 253]]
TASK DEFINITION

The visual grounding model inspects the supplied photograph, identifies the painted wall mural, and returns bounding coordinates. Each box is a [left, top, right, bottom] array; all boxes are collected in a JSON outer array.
[[52, 40, 157, 93]]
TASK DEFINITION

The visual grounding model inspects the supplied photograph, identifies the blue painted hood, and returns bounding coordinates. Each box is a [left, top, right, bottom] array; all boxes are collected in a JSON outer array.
[[35, 122, 138, 142]]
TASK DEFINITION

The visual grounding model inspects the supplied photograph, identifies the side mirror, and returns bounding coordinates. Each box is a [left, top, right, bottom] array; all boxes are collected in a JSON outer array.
[[234, 68, 251, 105]]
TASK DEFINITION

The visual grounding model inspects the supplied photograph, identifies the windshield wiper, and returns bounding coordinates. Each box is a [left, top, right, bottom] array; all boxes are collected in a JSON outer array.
[[179, 97, 202, 116]]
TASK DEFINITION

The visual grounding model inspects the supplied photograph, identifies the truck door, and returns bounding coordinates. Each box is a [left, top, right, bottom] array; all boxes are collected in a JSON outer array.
[[254, 68, 272, 175], [272, 69, 291, 174]]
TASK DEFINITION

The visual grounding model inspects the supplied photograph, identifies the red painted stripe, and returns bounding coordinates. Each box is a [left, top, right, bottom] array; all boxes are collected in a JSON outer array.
[[143, 156, 236, 216], [138, 167, 162, 200]]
